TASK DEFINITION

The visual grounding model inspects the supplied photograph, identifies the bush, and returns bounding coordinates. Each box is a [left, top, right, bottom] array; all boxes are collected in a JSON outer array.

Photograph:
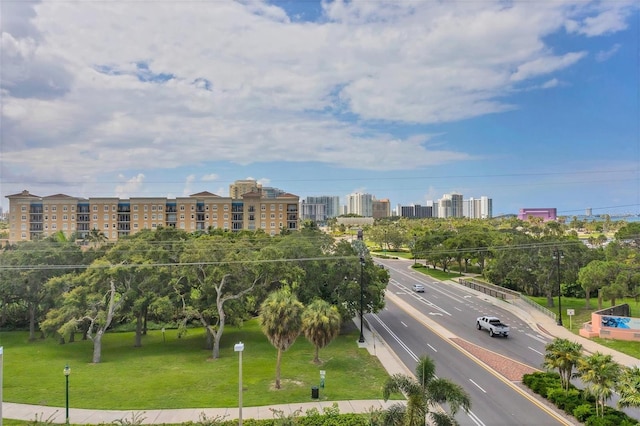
[[523, 372, 562, 396], [573, 404, 595, 423]]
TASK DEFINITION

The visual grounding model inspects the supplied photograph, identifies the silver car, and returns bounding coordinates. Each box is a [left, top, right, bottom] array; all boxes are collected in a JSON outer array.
[[412, 284, 425, 293]]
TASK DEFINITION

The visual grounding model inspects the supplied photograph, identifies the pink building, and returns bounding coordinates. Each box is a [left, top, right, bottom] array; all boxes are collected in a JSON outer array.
[[518, 208, 557, 221]]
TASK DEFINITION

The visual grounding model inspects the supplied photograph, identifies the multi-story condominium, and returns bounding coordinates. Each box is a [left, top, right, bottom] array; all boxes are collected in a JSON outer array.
[[299, 200, 327, 223], [229, 179, 262, 199], [437, 193, 463, 218], [303, 196, 340, 219], [465, 196, 493, 219], [372, 198, 391, 219], [346, 192, 373, 217], [399, 204, 434, 219], [6, 188, 299, 243]]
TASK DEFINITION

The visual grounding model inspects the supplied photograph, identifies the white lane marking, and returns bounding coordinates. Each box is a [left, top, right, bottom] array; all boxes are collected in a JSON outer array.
[[371, 314, 486, 426], [400, 321, 408, 328], [528, 346, 544, 356], [526, 333, 548, 344], [427, 343, 437, 352], [454, 307, 463, 311], [429, 312, 443, 316], [469, 379, 487, 393]]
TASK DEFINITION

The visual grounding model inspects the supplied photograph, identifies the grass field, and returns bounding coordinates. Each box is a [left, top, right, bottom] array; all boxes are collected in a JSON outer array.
[[529, 295, 640, 359], [0, 320, 396, 410]]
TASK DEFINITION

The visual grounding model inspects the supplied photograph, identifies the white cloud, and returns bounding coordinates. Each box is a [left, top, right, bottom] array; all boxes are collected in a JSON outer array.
[[596, 44, 621, 62], [183, 174, 196, 196], [0, 0, 637, 195], [201, 173, 219, 182], [510, 52, 587, 82], [114, 173, 145, 199]]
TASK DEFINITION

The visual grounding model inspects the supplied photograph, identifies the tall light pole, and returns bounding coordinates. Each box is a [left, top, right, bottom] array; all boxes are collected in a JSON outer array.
[[234, 342, 244, 426], [553, 249, 564, 326], [358, 256, 365, 343], [63, 365, 70, 426]]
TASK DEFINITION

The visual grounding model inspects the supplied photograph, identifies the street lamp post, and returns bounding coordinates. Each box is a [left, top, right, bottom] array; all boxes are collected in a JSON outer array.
[[553, 249, 564, 326], [234, 342, 244, 426], [63, 365, 70, 426], [358, 256, 365, 343]]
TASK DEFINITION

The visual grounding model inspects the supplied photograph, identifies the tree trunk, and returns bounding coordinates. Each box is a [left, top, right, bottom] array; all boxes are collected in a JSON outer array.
[[142, 306, 148, 335], [134, 314, 143, 347], [275, 348, 282, 389], [313, 346, 320, 364], [212, 305, 226, 359], [28, 303, 37, 341], [92, 330, 103, 363]]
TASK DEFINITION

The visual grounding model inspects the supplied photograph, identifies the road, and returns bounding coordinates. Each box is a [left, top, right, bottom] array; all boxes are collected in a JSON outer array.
[[373, 258, 640, 422], [370, 259, 570, 425]]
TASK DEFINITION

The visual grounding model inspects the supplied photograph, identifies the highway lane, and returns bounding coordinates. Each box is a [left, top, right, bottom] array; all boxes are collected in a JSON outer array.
[[368, 298, 568, 426], [376, 258, 640, 421], [377, 258, 551, 369]]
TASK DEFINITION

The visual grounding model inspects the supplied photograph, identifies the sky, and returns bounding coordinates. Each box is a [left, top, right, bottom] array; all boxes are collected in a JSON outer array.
[[1, 0, 639, 217]]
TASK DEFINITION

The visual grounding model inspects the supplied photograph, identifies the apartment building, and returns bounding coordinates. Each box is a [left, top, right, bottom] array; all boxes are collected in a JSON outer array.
[[6, 188, 299, 243]]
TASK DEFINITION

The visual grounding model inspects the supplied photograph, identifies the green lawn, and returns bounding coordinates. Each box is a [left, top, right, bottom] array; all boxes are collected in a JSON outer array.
[[0, 320, 395, 410], [529, 296, 640, 359]]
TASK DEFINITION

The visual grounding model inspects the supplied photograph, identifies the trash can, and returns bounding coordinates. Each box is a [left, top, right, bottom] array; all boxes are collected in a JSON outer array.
[[311, 386, 319, 399]]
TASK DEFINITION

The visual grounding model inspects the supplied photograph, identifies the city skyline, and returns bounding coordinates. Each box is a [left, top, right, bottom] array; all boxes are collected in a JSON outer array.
[[2, 1, 639, 217]]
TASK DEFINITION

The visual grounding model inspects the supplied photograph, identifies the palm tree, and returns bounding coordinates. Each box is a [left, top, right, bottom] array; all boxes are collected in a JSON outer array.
[[302, 299, 341, 364], [542, 338, 583, 391], [383, 355, 471, 426], [577, 352, 621, 417], [86, 228, 107, 248], [616, 366, 640, 409], [259, 288, 304, 389]]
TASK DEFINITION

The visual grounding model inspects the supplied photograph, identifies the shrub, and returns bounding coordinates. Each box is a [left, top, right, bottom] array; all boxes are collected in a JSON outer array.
[[523, 372, 561, 396], [573, 404, 595, 423]]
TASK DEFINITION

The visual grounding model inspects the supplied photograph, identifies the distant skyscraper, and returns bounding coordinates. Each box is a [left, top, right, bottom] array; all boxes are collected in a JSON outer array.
[[347, 193, 373, 217], [438, 193, 463, 218], [306, 196, 340, 218]]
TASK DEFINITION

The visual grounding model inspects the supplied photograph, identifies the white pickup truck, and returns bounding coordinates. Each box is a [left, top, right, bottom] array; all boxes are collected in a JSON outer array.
[[476, 316, 510, 337]]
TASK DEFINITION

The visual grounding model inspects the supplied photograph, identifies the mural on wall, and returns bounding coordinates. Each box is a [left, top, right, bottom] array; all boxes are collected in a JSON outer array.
[[601, 315, 640, 330]]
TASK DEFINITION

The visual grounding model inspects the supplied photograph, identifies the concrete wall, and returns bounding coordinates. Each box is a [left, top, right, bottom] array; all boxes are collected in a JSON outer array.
[[579, 304, 640, 342]]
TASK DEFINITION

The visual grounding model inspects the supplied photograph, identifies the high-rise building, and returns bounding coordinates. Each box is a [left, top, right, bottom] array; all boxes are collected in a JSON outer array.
[[346, 193, 373, 217], [437, 193, 463, 218], [465, 196, 493, 219], [229, 179, 262, 199], [300, 200, 327, 223], [6, 188, 299, 243], [304, 196, 340, 219], [372, 198, 391, 219]]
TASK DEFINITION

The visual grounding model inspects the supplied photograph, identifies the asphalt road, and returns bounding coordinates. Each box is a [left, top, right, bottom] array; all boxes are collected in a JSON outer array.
[[374, 258, 640, 423]]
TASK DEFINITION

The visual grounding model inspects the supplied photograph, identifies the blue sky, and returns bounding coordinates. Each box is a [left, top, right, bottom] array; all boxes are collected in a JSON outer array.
[[1, 0, 639, 217]]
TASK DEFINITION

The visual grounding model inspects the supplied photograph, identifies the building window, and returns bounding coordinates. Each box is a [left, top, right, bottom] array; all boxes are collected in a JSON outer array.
[[270, 204, 275, 211], [52, 215, 57, 221], [22, 206, 27, 212], [271, 213, 275, 219], [180, 214, 185, 220], [261, 205, 266, 211], [224, 205, 229, 211], [104, 224, 109, 229], [133, 205, 139, 211], [152, 214, 156, 220], [63, 224, 68, 230], [158, 205, 163, 211], [104, 214, 109, 220], [261, 222, 266, 229], [224, 213, 228, 219], [112, 205, 116, 212], [158, 213, 163, 220], [152, 205, 157, 211], [133, 223, 139, 229], [93, 214, 97, 220], [52, 206, 57, 212], [271, 222, 275, 228], [63, 215, 68, 221], [71, 215, 75, 220], [112, 214, 116, 220], [180, 205, 185, 211], [21, 215, 27, 221], [213, 214, 218, 219], [144, 205, 148, 211], [261, 213, 266, 219], [63, 206, 68, 212], [212, 205, 218, 211], [93, 206, 98, 212], [104, 205, 109, 212], [71, 206, 75, 212], [144, 215, 148, 220], [133, 214, 138, 220]]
